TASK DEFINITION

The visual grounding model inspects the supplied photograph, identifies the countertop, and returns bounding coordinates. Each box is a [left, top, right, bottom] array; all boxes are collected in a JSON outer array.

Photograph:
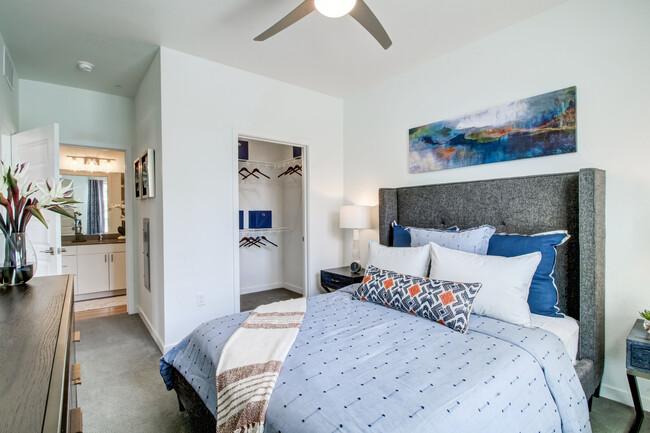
[[61, 238, 126, 247]]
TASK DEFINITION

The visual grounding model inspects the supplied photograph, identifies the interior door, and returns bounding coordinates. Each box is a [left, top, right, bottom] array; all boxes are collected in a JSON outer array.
[[11, 124, 62, 277]]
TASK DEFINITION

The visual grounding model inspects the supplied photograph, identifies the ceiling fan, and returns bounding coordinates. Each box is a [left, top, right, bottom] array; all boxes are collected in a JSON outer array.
[[254, 0, 392, 50]]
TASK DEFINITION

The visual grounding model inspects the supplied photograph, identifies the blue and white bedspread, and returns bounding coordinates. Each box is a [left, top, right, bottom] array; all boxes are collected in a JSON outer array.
[[160, 287, 591, 433]]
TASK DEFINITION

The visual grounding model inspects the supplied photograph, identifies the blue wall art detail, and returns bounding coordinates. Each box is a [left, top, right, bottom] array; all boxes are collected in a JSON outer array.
[[408, 86, 576, 173]]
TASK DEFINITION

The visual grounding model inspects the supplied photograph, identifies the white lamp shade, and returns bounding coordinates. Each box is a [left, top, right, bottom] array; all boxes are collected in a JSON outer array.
[[340, 205, 372, 229]]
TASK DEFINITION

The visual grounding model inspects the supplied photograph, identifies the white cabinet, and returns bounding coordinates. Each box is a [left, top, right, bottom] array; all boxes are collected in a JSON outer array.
[[61, 249, 78, 294], [109, 251, 126, 291], [78, 252, 111, 294], [63, 242, 126, 296]]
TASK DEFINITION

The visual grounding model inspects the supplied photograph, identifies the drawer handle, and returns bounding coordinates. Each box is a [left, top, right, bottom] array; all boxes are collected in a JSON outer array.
[[72, 363, 82, 385], [74, 331, 80, 343], [70, 407, 83, 433], [331, 278, 342, 283]]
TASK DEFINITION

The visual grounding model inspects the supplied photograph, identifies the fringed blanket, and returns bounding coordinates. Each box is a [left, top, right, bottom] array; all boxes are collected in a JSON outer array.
[[215, 298, 306, 433]]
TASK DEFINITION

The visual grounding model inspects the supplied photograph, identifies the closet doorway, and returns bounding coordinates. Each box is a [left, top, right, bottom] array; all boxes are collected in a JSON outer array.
[[236, 137, 306, 312]]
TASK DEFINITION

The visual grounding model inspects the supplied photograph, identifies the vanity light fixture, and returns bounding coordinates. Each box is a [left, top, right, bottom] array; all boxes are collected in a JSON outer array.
[[67, 156, 116, 173]]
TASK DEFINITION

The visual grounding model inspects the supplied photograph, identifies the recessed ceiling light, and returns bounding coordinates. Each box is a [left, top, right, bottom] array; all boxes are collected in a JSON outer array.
[[77, 61, 94, 72]]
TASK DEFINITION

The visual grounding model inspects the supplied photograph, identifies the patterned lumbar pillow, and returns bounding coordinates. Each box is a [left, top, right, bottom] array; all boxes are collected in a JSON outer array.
[[352, 265, 482, 334]]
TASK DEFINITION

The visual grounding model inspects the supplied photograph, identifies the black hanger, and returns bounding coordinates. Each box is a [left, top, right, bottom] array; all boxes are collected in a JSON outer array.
[[261, 236, 278, 247], [239, 167, 259, 179], [278, 165, 302, 178], [243, 168, 270, 180]]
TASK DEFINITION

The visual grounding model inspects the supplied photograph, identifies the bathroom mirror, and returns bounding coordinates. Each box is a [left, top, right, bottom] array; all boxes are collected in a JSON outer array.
[[59, 146, 126, 236]]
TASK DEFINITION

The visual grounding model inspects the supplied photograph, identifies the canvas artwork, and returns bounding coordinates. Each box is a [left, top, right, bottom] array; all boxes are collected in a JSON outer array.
[[409, 86, 576, 173]]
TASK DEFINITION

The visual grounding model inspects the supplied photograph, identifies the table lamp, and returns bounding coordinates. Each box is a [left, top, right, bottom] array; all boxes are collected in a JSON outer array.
[[340, 205, 372, 273]]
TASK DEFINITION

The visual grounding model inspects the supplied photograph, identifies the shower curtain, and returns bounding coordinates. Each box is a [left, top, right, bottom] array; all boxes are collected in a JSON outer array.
[[87, 179, 105, 234]]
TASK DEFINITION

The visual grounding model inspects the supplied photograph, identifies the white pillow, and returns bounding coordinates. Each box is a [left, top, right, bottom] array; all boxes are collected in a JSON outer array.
[[429, 242, 541, 327], [367, 240, 430, 277]]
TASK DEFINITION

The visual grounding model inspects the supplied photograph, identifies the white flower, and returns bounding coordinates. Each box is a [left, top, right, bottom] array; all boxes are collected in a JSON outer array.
[[20, 180, 38, 198], [37, 178, 74, 207]]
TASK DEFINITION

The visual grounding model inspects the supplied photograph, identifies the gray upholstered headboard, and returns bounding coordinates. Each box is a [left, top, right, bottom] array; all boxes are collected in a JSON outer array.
[[378, 168, 605, 399]]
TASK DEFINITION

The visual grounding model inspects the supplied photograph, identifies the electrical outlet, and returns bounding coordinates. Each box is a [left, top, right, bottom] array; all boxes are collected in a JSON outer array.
[[197, 293, 205, 306]]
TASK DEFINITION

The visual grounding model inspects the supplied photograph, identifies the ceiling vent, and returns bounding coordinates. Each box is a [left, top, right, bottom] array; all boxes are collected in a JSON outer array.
[[3, 46, 14, 91]]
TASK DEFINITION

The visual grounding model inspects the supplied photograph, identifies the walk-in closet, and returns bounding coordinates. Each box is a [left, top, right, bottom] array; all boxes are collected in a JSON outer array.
[[237, 138, 305, 311]]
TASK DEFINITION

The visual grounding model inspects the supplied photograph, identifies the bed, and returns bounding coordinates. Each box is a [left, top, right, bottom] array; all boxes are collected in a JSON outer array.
[[160, 169, 605, 432]]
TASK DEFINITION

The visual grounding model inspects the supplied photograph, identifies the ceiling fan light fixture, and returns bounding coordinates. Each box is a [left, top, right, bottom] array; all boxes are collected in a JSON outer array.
[[314, 0, 356, 18]]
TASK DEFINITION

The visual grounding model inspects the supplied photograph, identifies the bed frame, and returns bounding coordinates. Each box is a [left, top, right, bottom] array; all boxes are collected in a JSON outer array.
[[169, 169, 605, 431], [378, 168, 606, 402]]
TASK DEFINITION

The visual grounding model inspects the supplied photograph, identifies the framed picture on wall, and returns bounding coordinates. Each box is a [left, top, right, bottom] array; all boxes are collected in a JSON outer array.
[[134, 158, 141, 199], [140, 149, 155, 199]]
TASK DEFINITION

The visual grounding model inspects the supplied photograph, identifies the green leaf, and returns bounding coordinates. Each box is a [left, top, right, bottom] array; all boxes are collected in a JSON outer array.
[[52, 198, 81, 204], [46, 205, 76, 219], [28, 206, 48, 228]]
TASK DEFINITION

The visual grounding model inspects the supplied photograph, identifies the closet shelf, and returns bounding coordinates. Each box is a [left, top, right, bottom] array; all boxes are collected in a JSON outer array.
[[238, 156, 302, 169], [239, 227, 292, 234]]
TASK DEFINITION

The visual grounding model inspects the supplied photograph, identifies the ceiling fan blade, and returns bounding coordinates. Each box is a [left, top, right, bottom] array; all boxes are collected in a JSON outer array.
[[349, 0, 392, 50], [254, 0, 316, 42]]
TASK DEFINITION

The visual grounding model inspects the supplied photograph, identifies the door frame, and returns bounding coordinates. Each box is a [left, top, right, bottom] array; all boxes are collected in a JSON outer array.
[[58, 140, 135, 314], [232, 129, 311, 313]]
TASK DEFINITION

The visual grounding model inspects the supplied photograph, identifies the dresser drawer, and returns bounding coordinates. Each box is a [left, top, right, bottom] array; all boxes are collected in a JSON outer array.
[[627, 340, 650, 374], [321, 272, 351, 289]]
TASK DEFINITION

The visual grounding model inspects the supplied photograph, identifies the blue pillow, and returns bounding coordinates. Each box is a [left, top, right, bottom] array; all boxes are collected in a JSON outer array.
[[392, 222, 412, 247], [487, 231, 570, 318], [391, 222, 459, 247]]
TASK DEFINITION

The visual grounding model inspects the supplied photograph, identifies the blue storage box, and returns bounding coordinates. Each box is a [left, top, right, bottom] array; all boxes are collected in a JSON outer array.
[[239, 210, 244, 230], [249, 210, 272, 229], [238, 140, 249, 160]]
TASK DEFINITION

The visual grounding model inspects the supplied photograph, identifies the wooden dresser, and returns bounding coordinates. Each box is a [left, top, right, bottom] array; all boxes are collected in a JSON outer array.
[[0, 275, 82, 433]]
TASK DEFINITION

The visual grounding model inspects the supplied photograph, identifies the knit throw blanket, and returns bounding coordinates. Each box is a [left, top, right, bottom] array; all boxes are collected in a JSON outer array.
[[215, 298, 306, 433]]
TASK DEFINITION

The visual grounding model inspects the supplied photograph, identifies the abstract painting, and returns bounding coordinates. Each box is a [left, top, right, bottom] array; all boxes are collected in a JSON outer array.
[[408, 86, 576, 173]]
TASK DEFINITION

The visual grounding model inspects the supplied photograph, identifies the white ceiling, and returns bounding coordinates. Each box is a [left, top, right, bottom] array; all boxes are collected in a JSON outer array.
[[0, 0, 566, 98]]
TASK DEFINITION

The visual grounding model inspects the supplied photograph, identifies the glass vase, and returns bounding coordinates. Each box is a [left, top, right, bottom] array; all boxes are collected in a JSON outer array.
[[1, 232, 37, 286]]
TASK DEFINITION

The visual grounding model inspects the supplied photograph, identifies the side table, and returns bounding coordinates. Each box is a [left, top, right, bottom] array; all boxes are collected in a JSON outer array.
[[626, 319, 650, 433], [320, 266, 365, 292]]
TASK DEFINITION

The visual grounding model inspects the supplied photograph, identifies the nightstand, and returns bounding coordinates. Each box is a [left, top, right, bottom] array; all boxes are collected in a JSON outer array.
[[320, 266, 365, 292], [626, 319, 650, 433]]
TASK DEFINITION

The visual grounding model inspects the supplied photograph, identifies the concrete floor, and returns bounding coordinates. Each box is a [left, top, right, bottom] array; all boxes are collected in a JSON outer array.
[[590, 395, 649, 432], [240, 287, 302, 311]]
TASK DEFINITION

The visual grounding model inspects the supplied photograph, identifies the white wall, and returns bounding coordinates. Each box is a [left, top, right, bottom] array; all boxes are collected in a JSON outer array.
[[19, 80, 134, 148], [18, 79, 138, 318], [0, 30, 19, 143], [134, 51, 165, 350], [159, 47, 344, 349], [343, 0, 650, 408]]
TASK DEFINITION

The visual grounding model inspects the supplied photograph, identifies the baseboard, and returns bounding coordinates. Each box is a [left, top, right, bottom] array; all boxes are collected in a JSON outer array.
[[240, 282, 284, 295], [137, 306, 164, 353], [600, 382, 650, 408], [283, 282, 304, 295], [76, 289, 126, 302]]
